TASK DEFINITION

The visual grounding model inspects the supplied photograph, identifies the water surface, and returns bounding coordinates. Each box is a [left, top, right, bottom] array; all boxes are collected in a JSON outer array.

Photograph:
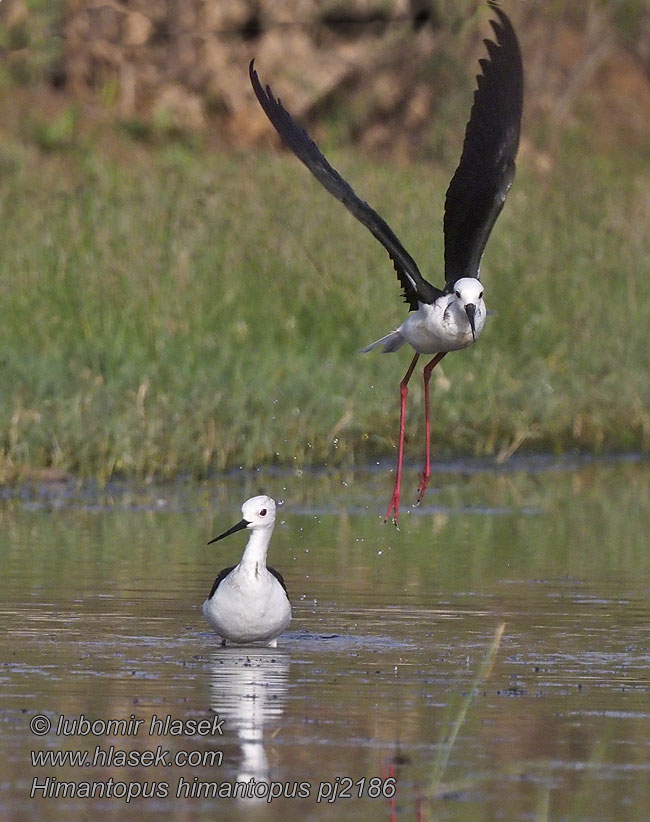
[[1, 457, 649, 821]]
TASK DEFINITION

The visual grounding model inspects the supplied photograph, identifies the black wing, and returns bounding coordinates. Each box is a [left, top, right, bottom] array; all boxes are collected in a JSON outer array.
[[443, 1, 523, 286], [268, 565, 290, 602], [250, 60, 442, 310], [207, 565, 236, 600]]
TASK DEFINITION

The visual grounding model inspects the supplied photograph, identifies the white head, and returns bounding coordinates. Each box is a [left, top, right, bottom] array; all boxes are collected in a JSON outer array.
[[450, 277, 485, 341], [240, 495, 276, 529], [208, 495, 276, 545]]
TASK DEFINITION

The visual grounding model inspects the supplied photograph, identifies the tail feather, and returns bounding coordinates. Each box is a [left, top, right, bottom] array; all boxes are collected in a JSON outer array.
[[360, 330, 405, 354]]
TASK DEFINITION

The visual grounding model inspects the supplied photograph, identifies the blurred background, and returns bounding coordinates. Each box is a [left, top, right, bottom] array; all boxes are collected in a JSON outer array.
[[3, 0, 650, 155], [0, 0, 648, 481]]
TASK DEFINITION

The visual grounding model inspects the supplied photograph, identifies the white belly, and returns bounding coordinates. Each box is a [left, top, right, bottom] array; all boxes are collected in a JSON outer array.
[[203, 567, 291, 646], [399, 299, 485, 354]]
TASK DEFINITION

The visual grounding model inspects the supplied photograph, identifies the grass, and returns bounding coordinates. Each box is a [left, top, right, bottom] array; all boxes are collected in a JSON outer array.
[[426, 621, 506, 799], [0, 131, 648, 480]]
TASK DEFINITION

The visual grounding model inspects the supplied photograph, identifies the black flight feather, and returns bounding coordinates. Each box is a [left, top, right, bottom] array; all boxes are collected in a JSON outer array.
[[249, 60, 442, 310], [249, 1, 522, 307], [443, 1, 523, 286]]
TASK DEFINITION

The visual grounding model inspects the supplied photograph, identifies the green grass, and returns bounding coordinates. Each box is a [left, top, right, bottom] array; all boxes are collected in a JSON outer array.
[[0, 133, 648, 480]]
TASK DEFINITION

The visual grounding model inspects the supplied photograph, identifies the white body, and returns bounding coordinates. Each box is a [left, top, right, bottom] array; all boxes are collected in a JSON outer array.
[[362, 277, 486, 355], [202, 562, 291, 647], [203, 496, 291, 648]]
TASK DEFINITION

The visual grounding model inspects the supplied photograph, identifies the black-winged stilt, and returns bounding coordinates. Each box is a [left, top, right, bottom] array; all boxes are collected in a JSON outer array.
[[249, 1, 523, 524], [203, 496, 291, 647]]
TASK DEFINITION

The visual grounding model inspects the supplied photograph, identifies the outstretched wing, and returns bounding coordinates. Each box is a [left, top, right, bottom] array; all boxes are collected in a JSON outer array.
[[250, 60, 443, 309], [443, 1, 523, 286]]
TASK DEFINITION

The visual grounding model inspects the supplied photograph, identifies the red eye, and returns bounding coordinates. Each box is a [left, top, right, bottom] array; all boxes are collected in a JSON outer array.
[[259, 509, 267, 517]]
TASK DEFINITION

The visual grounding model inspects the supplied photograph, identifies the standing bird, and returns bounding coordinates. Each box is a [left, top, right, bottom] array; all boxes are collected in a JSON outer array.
[[249, 1, 523, 524], [203, 496, 291, 647]]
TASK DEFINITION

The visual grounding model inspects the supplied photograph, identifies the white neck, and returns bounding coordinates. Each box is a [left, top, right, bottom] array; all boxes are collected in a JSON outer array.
[[238, 528, 273, 572]]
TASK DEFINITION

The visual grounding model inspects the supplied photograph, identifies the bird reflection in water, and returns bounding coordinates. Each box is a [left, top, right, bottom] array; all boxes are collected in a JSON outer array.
[[207, 648, 290, 786]]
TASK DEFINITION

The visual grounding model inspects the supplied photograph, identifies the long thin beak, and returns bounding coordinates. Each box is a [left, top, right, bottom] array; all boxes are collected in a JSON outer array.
[[465, 303, 476, 341], [207, 518, 249, 545]]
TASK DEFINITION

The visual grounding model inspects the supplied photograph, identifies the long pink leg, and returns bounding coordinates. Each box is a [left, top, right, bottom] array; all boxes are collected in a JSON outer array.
[[416, 352, 447, 504], [385, 352, 420, 524]]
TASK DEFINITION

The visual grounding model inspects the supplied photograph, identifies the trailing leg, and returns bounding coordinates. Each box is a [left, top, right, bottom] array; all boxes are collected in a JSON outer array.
[[385, 352, 420, 525], [416, 352, 446, 504]]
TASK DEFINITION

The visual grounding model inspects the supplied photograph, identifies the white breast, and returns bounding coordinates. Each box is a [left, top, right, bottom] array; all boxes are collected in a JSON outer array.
[[398, 297, 485, 354], [203, 566, 291, 645]]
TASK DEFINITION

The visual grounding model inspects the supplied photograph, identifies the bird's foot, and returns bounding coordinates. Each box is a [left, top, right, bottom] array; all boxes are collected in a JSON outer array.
[[416, 470, 430, 505], [384, 491, 401, 527]]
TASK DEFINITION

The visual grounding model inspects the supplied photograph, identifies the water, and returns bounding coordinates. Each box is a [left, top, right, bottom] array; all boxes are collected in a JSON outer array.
[[1, 457, 649, 821]]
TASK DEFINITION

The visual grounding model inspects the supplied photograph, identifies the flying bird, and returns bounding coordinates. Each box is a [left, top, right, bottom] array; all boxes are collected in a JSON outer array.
[[203, 496, 291, 647], [249, 1, 523, 524]]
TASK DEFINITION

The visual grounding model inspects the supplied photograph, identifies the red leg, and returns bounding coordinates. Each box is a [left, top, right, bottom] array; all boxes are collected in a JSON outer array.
[[417, 352, 446, 504], [385, 352, 420, 525]]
